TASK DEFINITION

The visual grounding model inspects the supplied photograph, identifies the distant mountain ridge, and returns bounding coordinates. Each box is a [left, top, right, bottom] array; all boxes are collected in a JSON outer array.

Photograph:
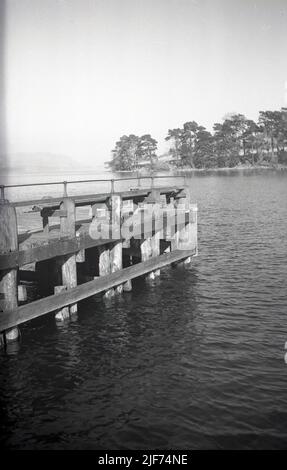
[[0, 152, 79, 173]]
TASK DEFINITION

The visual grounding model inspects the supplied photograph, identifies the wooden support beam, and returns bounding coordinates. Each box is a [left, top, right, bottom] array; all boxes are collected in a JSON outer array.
[[41, 209, 67, 218], [19, 270, 37, 282], [0, 210, 190, 271], [0, 202, 20, 343], [0, 249, 196, 332], [0, 235, 116, 270]]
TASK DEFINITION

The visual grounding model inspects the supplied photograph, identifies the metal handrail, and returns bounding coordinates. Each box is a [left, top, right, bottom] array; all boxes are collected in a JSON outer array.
[[0, 175, 186, 201]]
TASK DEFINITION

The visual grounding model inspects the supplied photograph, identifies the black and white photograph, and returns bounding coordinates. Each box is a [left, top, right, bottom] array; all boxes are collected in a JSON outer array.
[[0, 0, 287, 453]]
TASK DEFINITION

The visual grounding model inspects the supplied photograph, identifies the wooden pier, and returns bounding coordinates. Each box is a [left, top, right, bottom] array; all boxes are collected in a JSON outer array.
[[0, 176, 197, 346]]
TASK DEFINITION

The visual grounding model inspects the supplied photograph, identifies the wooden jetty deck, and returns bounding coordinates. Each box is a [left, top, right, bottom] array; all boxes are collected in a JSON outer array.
[[0, 176, 198, 346]]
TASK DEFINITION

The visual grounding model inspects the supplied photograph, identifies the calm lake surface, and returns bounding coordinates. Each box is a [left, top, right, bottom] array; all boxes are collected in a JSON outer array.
[[1, 171, 287, 449]]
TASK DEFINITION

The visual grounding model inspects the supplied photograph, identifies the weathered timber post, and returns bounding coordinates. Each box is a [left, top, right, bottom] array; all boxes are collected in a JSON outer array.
[[18, 285, 27, 302], [173, 190, 187, 252], [76, 249, 85, 263], [0, 201, 20, 343], [174, 187, 198, 262], [97, 244, 114, 299], [91, 201, 114, 298], [41, 208, 50, 237], [54, 285, 70, 321], [189, 202, 198, 256], [140, 188, 161, 280], [58, 198, 78, 314], [108, 194, 123, 293], [162, 194, 175, 254], [121, 199, 133, 292]]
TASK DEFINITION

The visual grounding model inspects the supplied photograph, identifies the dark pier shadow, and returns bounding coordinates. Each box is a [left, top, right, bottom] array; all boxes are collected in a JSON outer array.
[[0, 0, 7, 182]]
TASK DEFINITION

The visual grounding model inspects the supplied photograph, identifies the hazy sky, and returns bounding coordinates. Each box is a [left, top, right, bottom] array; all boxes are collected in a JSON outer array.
[[3, 0, 287, 166]]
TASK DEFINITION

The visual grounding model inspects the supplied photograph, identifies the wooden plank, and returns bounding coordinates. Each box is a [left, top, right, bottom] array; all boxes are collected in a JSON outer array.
[[0, 211, 191, 270], [41, 209, 67, 218], [0, 249, 195, 332], [19, 270, 37, 282], [0, 235, 117, 270]]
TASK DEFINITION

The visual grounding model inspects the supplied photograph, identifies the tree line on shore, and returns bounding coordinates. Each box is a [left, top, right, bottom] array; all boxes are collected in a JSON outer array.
[[108, 109, 287, 171]]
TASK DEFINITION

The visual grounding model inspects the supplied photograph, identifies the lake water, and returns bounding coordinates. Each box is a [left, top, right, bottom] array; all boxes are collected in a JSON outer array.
[[1, 170, 287, 449]]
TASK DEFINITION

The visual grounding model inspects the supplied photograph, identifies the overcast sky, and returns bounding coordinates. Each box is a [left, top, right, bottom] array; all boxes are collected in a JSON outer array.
[[3, 0, 287, 167]]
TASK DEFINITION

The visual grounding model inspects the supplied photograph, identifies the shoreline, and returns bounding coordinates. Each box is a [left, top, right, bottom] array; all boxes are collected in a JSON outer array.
[[174, 164, 287, 172]]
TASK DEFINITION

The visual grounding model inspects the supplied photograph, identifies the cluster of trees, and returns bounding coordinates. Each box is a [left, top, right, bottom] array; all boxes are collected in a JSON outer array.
[[109, 134, 158, 171], [109, 109, 287, 171]]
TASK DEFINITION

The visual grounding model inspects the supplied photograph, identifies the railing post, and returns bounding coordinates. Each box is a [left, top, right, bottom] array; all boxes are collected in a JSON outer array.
[[111, 179, 115, 194], [0, 185, 5, 201], [63, 181, 68, 197]]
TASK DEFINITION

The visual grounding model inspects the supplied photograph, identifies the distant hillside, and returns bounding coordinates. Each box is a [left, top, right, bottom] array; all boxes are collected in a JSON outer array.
[[0, 153, 78, 174]]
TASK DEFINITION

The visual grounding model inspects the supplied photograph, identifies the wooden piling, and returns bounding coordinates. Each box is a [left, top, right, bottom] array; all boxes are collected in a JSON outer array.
[[76, 249, 85, 263], [189, 203, 198, 255], [58, 198, 78, 314], [122, 200, 133, 291], [41, 208, 50, 237], [141, 189, 161, 280], [174, 191, 187, 251], [0, 182, 198, 337], [173, 188, 197, 262], [54, 285, 70, 321], [18, 285, 27, 302], [108, 194, 123, 293], [0, 202, 20, 343], [98, 244, 114, 299]]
